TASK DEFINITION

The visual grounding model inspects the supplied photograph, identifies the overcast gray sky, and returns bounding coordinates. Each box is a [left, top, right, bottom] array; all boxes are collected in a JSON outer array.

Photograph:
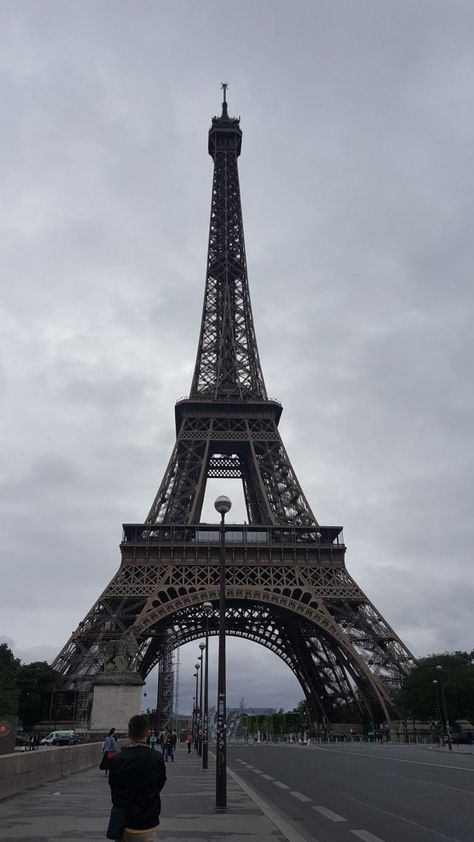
[[1, 1, 473, 714]]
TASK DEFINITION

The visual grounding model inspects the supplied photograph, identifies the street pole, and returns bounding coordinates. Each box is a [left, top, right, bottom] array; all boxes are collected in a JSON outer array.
[[432, 679, 440, 742], [49, 688, 55, 727], [436, 665, 451, 749], [72, 681, 77, 731], [194, 663, 200, 752], [214, 494, 231, 810], [199, 643, 205, 756], [202, 601, 212, 770]]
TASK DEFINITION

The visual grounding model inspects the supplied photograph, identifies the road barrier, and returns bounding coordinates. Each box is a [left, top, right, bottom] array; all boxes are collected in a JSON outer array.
[[0, 742, 104, 800]]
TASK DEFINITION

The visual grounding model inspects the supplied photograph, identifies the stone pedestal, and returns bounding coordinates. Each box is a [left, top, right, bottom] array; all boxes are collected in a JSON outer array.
[[90, 672, 144, 733]]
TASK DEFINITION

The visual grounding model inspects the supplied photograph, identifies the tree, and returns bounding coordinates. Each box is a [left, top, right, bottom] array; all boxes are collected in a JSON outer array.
[[17, 662, 59, 730], [293, 699, 309, 717], [400, 652, 474, 724], [0, 642, 20, 715]]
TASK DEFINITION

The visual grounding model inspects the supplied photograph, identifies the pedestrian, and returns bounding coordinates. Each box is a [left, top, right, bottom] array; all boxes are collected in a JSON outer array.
[[172, 729, 177, 750], [100, 727, 119, 776], [163, 729, 174, 762], [149, 730, 157, 751], [108, 714, 166, 842], [185, 731, 192, 753]]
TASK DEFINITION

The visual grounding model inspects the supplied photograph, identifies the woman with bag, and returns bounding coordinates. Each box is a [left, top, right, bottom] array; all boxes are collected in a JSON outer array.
[[100, 727, 119, 776]]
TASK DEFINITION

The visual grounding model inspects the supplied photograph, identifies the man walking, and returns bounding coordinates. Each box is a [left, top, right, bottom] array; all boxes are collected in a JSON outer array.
[[109, 714, 166, 842], [162, 728, 174, 762]]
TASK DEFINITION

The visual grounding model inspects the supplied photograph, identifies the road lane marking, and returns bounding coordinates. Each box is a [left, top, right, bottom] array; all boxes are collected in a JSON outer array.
[[352, 832, 386, 842], [228, 766, 316, 842], [338, 790, 462, 841], [290, 791, 311, 802], [274, 780, 290, 789], [313, 805, 347, 822], [261, 773, 274, 780], [315, 746, 474, 773], [253, 768, 264, 774]]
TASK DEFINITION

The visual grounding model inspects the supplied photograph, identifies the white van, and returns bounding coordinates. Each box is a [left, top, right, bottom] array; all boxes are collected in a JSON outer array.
[[40, 730, 78, 746]]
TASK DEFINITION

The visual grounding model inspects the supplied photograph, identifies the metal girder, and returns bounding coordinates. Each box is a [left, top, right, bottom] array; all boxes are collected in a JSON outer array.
[[145, 412, 317, 526], [156, 634, 174, 730]]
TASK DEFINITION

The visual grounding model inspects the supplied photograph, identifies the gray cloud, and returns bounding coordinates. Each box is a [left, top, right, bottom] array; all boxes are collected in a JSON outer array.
[[1, 1, 473, 711]]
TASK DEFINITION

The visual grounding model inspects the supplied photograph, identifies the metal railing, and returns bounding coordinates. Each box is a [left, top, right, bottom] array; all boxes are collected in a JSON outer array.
[[175, 395, 282, 406], [122, 523, 344, 547]]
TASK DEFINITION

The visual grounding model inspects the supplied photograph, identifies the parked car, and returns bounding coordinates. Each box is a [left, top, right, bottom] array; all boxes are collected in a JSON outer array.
[[451, 732, 473, 745], [451, 720, 474, 744], [40, 730, 79, 746]]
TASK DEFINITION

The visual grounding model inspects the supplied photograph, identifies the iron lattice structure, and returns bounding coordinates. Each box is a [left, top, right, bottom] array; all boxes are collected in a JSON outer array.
[[156, 636, 174, 730], [53, 93, 414, 727]]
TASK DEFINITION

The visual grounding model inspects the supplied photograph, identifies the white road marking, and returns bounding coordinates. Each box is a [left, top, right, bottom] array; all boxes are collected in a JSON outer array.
[[317, 746, 474, 773], [313, 805, 347, 822], [274, 780, 290, 789], [261, 773, 274, 780], [351, 831, 386, 842], [341, 790, 462, 841], [227, 766, 313, 842], [252, 768, 264, 774], [290, 790, 311, 802]]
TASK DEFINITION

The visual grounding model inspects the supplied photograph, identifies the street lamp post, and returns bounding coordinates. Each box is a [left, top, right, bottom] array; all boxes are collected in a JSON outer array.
[[214, 494, 232, 810], [198, 643, 205, 756], [436, 665, 451, 750], [72, 681, 78, 730], [202, 601, 212, 770], [432, 679, 441, 742], [194, 663, 200, 752]]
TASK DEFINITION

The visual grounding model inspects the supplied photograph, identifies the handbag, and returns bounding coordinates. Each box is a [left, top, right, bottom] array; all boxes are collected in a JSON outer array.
[[106, 750, 116, 759], [106, 805, 125, 840]]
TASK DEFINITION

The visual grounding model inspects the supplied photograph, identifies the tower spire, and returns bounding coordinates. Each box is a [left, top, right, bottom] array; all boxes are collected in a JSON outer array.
[[221, 81, 228, 117], [191, 94, 265, 400]]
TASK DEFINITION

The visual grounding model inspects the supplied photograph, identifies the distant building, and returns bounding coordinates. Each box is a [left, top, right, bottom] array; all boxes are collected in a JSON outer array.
[[242, 708, 275, 716]]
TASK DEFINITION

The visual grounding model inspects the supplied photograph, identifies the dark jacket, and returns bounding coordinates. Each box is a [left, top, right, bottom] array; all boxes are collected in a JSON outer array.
[[109, 745, 166, 830]]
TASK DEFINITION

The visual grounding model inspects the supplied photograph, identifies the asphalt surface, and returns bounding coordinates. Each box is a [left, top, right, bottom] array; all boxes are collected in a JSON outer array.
[[226, 741, 474, 842]]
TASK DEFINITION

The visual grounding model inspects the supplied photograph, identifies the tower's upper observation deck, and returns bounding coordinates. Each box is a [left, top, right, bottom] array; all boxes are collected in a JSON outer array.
[[208, 84, 242, 157]]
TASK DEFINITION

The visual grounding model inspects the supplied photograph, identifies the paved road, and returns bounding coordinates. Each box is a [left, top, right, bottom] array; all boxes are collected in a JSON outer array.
[[227, 742, 474, 842]]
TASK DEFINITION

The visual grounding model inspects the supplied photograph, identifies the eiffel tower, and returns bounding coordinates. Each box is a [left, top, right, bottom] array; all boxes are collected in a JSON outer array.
[[53, 87, 414, 729]]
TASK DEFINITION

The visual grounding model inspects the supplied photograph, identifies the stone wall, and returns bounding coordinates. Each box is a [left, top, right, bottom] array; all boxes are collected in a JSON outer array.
[[0, 741, 104, 800]]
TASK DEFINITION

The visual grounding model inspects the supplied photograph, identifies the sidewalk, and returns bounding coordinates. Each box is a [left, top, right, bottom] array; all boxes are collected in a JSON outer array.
[[0, 747, 290, 841]]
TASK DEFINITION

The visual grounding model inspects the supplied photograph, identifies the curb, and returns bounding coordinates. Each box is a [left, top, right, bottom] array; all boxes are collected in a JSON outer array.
[[227, 765, 315, 842]]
